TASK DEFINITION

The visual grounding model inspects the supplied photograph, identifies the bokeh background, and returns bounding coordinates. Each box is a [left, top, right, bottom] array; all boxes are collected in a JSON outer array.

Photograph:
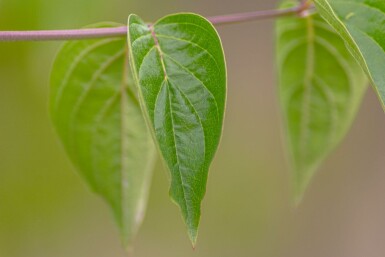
[[1, 0, 385, 256]]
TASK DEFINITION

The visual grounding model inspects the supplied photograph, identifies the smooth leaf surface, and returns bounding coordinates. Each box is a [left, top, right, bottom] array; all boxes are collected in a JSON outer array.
[[50, 23, 156, 246], [127, 13, 226, 244], [314, 0, 385, 109], [276, 1, 367, 202]]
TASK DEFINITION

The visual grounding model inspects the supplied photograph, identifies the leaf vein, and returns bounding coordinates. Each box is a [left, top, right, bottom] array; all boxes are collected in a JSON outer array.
[[69, 49, 126, 149], [54, 38, 122, 112], [156, 34, 221, 73], [162, 53, 219, 122]]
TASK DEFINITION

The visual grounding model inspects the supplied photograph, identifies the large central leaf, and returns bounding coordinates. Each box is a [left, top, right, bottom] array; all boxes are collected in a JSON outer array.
[[127, 13, 227, 244], [50, 23, 156, 246], [314, 0, 385, 109], [276, 1, 367, 202]]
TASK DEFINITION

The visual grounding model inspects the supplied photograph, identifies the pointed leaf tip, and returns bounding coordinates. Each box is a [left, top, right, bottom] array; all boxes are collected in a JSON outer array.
[[189, 227, 198, 248]]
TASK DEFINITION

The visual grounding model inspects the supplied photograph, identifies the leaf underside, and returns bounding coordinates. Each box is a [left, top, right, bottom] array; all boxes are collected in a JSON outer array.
[[50, 23, 156, 247], [276, 1, 367, 202], [314, 0, 385, 110], [127, 13, 226, 244]]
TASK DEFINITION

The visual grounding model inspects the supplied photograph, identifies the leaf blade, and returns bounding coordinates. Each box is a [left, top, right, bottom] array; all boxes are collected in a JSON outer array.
[[276, 1, 367, 202], [50, 22, 156, 246], [127, 13, 227, 244], [314, 0, 385, 109]]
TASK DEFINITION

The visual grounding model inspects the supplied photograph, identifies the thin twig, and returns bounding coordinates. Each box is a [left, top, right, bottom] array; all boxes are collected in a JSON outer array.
[[208, 5, 300, 25], [0, 27, 128, 41], [0, 3, 311, 42]]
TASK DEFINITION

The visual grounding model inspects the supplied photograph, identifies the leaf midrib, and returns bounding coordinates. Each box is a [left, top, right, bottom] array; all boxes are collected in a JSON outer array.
[[298, 15, 316, 173], [148, 24, 190, 220]]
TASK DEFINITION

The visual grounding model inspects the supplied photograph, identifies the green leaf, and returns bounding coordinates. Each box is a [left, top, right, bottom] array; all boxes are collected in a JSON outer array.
[[50, 22, 156, 247], [127, 13, 226, 244], [314, 0, 385, 110], [276, 1, 367, 202]]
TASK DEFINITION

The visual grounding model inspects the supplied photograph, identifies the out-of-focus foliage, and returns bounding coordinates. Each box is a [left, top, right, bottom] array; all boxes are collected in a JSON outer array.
[[50, 23, 156, 247], [276, 0, 367, 202]]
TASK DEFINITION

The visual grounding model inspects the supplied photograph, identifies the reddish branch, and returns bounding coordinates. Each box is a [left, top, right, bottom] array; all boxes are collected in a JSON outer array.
[[0, 2, 312, 41]]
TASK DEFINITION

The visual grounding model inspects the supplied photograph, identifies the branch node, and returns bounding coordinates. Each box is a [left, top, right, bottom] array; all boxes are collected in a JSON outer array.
[[296, 1, 316, 18]]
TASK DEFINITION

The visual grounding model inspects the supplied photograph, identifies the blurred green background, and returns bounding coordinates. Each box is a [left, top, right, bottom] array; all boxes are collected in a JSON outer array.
[[1, 0, 385, 256]]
